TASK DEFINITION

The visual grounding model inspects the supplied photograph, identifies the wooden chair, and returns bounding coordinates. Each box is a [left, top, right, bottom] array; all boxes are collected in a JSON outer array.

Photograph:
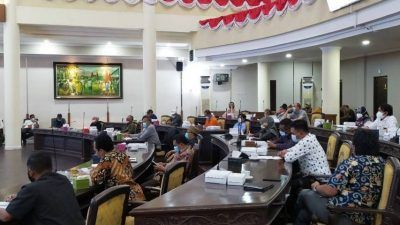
[[145, 161, 187, 197], [311, 113, 324, 126], [187, 116, 196, 125], [86, 185, 132, 225], [336, 141, 352, 166], [160, 115, 172, 125], [245, 120, 250, 134], [326, 132, 341, 169], [325, 157, 400, 225], [217, 118, 226, 130]]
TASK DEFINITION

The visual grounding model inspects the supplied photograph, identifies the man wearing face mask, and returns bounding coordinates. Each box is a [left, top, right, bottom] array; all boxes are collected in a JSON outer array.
[[355, 106, 371, 127], [0, 152, 85, 225], [132, 115, 161, 145], [267, 118, 296, 150], [52, 113, 66, 128], [366, 103, 398, 138], [233, 114, 247, 135], [289, 103, 310, 125], [122, 115, 137, 134], [277, 120, 331, 218]]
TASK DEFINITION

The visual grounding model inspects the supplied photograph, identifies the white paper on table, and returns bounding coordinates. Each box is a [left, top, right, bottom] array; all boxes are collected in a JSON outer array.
[[0, 202, 9, 209], [257, 156, 282, 160]]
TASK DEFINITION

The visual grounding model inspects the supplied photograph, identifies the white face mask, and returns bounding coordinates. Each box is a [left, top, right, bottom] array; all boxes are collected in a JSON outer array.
[[291, 134, 299, 143], [238, 118, 242, 123], [376, 111, 383, 119], [356, 113, 362, 119]]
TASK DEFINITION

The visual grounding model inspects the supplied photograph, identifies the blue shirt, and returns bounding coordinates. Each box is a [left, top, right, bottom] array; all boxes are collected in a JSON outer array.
[[328, 155, 385, 224], [233, 122, 246, 134]]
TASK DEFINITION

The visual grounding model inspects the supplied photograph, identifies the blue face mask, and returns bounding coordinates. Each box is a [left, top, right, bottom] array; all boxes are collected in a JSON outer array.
[[174, 146, 180, 153], [291, 134, 299, 143], [184, 132, 190, 140], [142, 123, 148, 129], [279, 131, 286, 137]]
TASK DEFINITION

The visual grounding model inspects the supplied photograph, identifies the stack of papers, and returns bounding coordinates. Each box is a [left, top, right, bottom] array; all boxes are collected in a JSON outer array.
[[0, 202, 9, 209], [127, 143, 147, 150]]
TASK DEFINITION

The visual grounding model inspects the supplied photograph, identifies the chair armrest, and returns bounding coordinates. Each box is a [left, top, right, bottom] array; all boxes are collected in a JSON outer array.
[[144, 186, 161, 192]]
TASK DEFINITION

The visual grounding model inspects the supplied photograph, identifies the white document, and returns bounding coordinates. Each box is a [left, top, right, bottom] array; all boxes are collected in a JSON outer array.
[[257, 156, 282, 160], [0, 202, 9, 209]]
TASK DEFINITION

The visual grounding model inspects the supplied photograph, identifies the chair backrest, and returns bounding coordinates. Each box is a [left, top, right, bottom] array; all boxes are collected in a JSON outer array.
[[375, 157, 400, 225], [186, 149, 200, 181], [51, 118, 57, 127], [160, 161, 187, 195], [160, 115, 172, 125], [86, 185, 130, 225], [326, 132, 341, 168], [241, 110, 251, 115], [217, 118, 226, 130], [187, 116, 196, 125], [336, 141, 352, 166], [245, 121, 250, 134]]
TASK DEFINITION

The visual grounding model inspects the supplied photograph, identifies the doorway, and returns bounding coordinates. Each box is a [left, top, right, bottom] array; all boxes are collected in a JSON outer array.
[[373, 76, 388, 115], [270, 80, 276, 111]]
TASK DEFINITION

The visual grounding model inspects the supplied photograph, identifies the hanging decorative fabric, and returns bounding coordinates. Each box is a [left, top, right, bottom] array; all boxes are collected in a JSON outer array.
[[199, 0, 316, 30]]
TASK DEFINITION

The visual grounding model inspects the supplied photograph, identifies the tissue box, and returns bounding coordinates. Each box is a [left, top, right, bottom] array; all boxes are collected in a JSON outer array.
[[72, 175, 90, 190], [205, 170, 232, 185], [228, 173, 247, 186]]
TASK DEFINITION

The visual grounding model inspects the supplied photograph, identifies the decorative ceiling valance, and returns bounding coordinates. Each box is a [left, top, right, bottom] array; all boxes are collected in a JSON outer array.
[[199, 0, 316, 30]]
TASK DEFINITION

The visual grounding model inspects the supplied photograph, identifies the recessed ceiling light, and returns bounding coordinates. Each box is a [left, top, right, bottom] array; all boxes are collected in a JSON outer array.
[[107, 41, 112, 45], [286, 53, 292, 58], [220, 64, 225, 67], [362, 40, 370, 46], [44, 39, 49, 44], [242, 59, 248, 63]]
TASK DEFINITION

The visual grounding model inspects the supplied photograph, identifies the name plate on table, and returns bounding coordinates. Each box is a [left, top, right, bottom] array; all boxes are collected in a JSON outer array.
[[228, 157, 242, 173]]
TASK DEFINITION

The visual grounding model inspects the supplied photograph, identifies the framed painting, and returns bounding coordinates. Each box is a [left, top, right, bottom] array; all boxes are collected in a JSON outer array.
[[54, 62, 123, 99]]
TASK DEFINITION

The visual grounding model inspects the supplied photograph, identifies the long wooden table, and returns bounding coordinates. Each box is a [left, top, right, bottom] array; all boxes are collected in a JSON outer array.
[[130, 135, 292, 225]]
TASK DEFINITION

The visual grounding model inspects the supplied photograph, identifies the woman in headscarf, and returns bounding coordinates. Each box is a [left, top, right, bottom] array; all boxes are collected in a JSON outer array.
[[355, 106, 371, 127]]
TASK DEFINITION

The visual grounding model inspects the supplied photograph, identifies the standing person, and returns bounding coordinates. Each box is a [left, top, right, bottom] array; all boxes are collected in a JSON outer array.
[[91, 131, 146, 201], [366, 103, 398, 139], [122, 115, 137, 134], [21, 114, 39, 145], [222, 102, 238, 119], [0, 152, 85, 225], [294, 129, 385, 225]]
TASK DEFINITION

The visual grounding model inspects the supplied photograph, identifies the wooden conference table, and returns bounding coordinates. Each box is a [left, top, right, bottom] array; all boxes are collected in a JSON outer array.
[[131, 135, 293, 225]]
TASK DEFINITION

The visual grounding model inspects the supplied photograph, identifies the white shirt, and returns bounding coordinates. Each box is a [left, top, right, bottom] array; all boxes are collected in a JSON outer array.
[[369, 115, 398, 138], [23, 119, 39, 129], [285, 133, 331, 176]]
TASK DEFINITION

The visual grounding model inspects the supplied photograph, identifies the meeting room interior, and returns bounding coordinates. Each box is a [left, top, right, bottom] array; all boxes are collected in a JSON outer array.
[[0, 0, 400, 225]]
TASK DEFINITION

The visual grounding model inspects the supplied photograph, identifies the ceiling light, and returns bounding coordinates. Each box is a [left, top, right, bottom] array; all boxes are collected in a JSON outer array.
[[286, 53, 292, 58], [361, 40, 370, 46], [242, 59, 248, 63], [220, 64, 225, 67], [44, 39, 49, 44], [107, 41, 112, 45]]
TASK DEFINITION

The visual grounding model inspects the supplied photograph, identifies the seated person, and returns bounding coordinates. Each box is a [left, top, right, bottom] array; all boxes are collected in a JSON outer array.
[[122, 115, 137, 134], [165, 126, 201, 162], [204, 109, 218, 127], [171, 111, 183, 127], [147, 109, 157, 120], [0, 152, 85, 225], [295, 129, 385, 225], [222, 101, 238, 119], [366, 103, 398, 138], [91, 131, 146, 201], [233, 114, 247, 135], [148, 134, 194, 186], [277, 120, 331, 216], [258, 110, 278, 141], [52, 113, 66, 128], [132, 116, 161, 145], [276, 103, 288, 121], [289, 103, 310, 125], [267, 118, 295, 150], [355, 106, 371, 127], [21, 114, 39, 145], [89, 116, 102, 131]]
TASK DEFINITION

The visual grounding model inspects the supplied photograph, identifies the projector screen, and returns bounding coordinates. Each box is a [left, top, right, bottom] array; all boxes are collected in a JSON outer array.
[[326, 0, 362, 12]]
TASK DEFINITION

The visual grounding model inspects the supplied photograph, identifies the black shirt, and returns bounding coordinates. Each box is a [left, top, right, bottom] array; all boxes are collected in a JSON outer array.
[[90, 121, 103, 131], [6, 173, 85, 225]]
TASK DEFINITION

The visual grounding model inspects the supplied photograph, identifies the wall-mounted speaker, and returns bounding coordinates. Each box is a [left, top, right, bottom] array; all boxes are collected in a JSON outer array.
[[176, 61, 183, 72]]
